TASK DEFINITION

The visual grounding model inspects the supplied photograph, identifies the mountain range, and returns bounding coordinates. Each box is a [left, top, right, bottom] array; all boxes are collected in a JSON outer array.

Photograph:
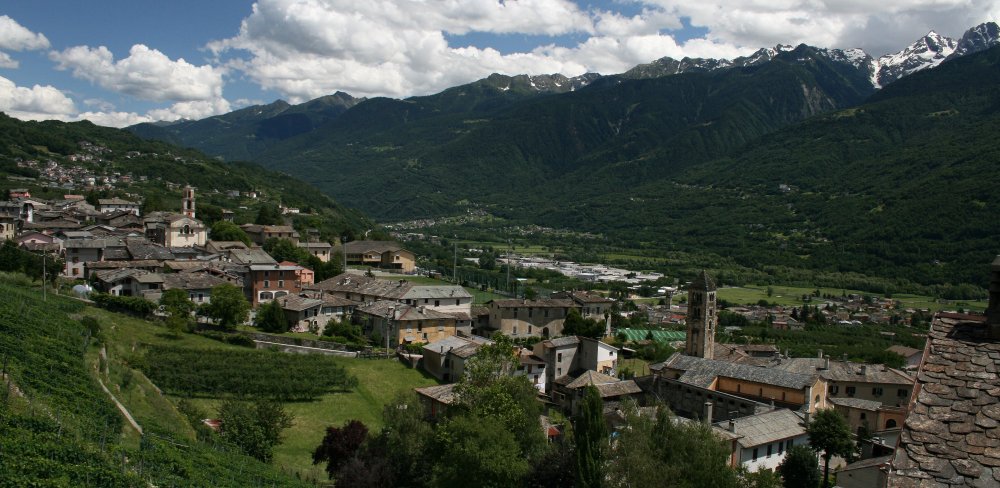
[[126, 22, 1000, 289]]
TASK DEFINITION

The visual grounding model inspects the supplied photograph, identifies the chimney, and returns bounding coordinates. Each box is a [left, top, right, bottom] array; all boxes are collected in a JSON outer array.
[[989, 256, 1000, 339], [728, 419, 736, 433], [803, 411, 811, 425], [817, 349, 823, 359], [824, 356, 830, 370], [703, 401, 714, 425], [859, 365, 867, 376]]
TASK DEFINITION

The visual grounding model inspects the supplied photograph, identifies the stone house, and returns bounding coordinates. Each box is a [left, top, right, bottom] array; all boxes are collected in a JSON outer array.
[[343, 240, 415, 273], [533, 336, 619, 395], [485, 298, 577, 338], [356, 300, 458, 347]]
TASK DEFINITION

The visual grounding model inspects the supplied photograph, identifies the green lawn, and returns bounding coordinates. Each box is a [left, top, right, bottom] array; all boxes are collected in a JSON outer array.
[[716, 284, 986, 311], [180, 357, 439, 481], [82, 305, 439, 482]]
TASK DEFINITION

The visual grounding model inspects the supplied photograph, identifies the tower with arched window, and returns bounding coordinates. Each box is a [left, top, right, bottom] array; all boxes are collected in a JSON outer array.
[[182, 185, 195, 219], [685, 270, 717, 359]]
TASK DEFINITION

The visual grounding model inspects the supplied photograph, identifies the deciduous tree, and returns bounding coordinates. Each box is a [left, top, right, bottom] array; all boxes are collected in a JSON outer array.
[[199, 283, 249, 330], [807, 409, 853, 488], [254, 299, 289, 333], [778, 445, 820, 488], [218, 399, 293, 463], [312, 419, 369, 480], [575, 385, 606, 488]]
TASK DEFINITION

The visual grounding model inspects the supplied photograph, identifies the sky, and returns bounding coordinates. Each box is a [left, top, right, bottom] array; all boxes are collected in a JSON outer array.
[[0, 0, 995, 128]]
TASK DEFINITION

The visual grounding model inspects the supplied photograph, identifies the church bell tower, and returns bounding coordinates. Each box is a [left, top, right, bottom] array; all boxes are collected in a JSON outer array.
[[685, 270, 718, 359], [182, 185, 196, 219]]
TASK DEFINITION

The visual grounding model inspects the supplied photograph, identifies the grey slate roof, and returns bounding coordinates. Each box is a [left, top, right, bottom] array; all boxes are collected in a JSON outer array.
[[659, 353, 818, 390], [769, 358, 914, 385], [565, 370, 620, 389], [541, 336, 581, 348], [402, 285, 472, 300], [595, 380, 643, 398], [887, 314, 1000, 487], [415, 384, 458, 405], [490, 298, 575, 308], [713, 408, 806, 448], [277, 295, 324, 312], [344, 240, 405, 254], [310, 273, 413, 299], [829, 396, 884, 411], [161, 273, 229, 291]]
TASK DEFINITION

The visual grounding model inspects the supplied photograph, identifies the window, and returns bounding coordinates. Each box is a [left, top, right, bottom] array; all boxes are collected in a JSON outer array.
[[264, 280, 270, 288], [278, 280, 284, 288], [846, 386, 856, 397], [778, 441, 784, 455], [872, 387, 883, 397], [885, 419, 897, 429], [766, 444, 772, 457], [418, 322, 423, 331], [435, 300, 440, 307], [438, 322, 444, 331], [455, 299, 460, 306], [513, 326, 517, 335], [830, 385, 839, 395], [557, 353, 562, 362], [528, 308, 533, 317], [528, 325, 532, 334], [544, 309, 549, 318], [752, 448, 759, 461], [860, 412, 867, 421], [897, 389, 909, 398]]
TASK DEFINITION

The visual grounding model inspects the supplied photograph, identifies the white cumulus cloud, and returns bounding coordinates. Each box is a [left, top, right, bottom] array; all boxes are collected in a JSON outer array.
[[0, 15, 50, 69], [0, 75, 75, 121], [205, 0, 998, 103], [50, 44, 225, 102]]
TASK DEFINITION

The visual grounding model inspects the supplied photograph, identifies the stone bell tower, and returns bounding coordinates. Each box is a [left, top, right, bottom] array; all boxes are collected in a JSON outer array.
[[685, 270, 718, 359], [182, 185, 195, 219]]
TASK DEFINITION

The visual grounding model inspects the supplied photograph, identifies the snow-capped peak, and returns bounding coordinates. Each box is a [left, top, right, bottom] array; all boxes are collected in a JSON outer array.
[[873, 30, 958, 87]]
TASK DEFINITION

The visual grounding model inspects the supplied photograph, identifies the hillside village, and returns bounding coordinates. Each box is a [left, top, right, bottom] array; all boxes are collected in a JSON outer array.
[[3, 153, 990, 486]]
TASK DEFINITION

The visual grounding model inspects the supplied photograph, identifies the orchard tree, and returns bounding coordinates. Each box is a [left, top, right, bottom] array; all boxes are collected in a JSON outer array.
[[218, 399, 293, 463]]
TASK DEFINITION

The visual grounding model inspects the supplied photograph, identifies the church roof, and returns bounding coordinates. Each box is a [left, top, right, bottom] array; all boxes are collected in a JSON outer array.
[[689, 270, 717, 291]]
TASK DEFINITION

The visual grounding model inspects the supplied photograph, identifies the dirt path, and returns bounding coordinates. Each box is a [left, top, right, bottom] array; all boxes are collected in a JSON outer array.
[[95, 346, 142, 435]]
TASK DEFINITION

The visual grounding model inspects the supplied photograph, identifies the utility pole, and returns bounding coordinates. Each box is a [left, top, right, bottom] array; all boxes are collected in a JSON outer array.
[[386, 307, 393, 353], [505, 239, 511, 293]]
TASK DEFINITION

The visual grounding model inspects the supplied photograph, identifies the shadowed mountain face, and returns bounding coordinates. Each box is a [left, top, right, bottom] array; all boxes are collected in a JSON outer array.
[[124, 26, 1000, 287]]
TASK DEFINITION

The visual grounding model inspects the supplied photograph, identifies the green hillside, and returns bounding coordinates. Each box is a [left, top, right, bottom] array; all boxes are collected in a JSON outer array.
[[0, 273, 311, 487]]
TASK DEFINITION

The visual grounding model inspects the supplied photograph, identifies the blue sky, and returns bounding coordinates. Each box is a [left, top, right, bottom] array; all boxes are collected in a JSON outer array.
[[0, 0, 994, 127]]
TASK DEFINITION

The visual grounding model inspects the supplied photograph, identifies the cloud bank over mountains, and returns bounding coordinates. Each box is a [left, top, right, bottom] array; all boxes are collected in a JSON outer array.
[[0, 1, 996, 127]]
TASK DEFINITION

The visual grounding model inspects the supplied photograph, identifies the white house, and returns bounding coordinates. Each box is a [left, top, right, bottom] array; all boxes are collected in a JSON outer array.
[[712, 408, 809, 471]]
